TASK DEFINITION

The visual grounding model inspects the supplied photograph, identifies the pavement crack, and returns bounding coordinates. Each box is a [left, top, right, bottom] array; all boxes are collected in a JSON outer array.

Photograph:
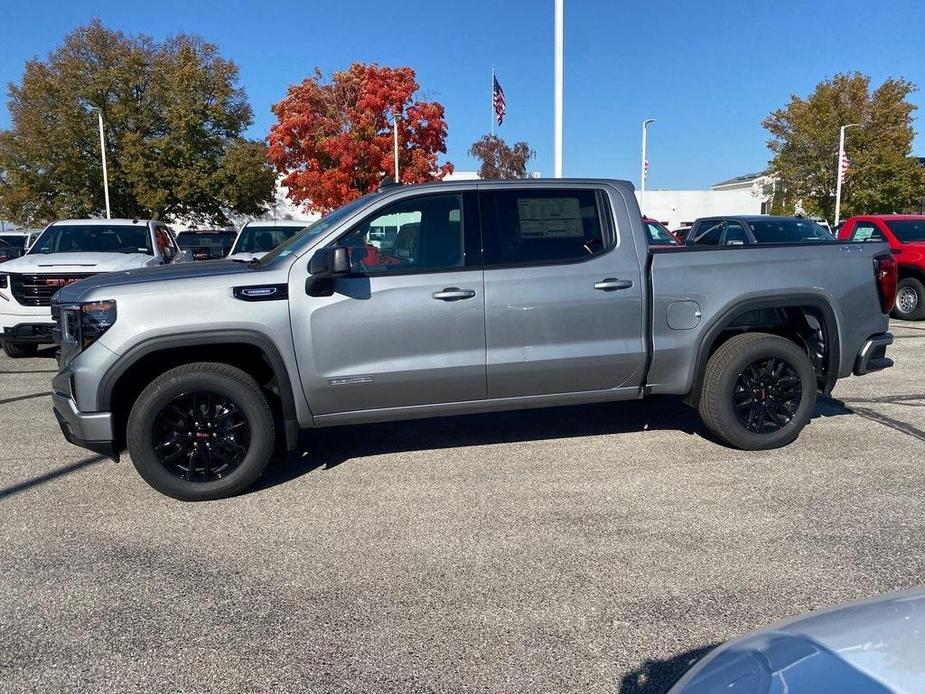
[[0, 391, 52, 406], [847, 405, 925, 443]]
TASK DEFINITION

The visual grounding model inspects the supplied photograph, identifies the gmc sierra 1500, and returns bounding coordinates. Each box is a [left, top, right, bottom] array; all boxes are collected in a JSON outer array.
[[49, 179, 896, 500]]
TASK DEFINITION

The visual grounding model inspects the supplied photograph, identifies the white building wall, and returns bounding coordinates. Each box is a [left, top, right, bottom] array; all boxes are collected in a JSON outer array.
[[636, 189, 766, 229]]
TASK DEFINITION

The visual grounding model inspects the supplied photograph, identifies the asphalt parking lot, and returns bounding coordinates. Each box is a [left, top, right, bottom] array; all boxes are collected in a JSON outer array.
[[1, 321, 924, 694]]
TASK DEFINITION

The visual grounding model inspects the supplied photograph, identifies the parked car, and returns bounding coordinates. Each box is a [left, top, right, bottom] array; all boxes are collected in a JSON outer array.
[[175, 229, 237, 261], [686, 216, 833, 246], [643, 217, 681, 247], [226, 221, 308, 262], [0, 231, 31, 263], [838, 215, 925, 320], [49, 179, 894, 500], [0, 219, 190, 358], [669, 586, 925, 693]]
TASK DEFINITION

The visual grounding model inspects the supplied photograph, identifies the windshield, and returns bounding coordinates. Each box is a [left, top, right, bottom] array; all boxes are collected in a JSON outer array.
[[30, 224, 153, 255], [645, 221, 679, 246], [176, 232, 237, 249], [233, 225, 305, 254], [885, 220, 925, 243], [749, 219, 833, 243], [255, 195, 377, 265]]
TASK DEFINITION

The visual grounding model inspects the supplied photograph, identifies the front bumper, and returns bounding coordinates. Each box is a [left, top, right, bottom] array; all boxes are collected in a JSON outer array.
[[52, 391, 118, 460], [1, 322, 56, 344], [853, 332, 894, 376]]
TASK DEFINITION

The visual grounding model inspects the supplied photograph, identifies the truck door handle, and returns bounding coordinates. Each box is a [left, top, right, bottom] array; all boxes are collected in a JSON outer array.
[[594, 278, 633, 291], [432, 287, 476, 301]]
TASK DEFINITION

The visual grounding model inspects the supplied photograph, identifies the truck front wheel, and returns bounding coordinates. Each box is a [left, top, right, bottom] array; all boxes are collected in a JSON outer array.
[[892, 277, 925, 321], [126, 362, 276, 501], [698, 333, 816, 450]]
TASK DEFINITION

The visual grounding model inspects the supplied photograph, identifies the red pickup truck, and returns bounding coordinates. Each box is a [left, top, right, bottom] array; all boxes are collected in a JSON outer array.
[[838, 215, 925, 320]]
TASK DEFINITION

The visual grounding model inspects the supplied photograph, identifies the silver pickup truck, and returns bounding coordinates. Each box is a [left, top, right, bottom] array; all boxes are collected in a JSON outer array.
[[49, 179, 896, 500]]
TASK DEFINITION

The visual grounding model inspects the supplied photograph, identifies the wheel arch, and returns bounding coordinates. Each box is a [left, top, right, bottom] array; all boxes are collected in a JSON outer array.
[[99, 330, 300, 451], [686, 294, 841, 407]]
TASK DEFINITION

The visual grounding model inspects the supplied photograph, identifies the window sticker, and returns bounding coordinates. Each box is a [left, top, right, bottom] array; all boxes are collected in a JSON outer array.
[[853, 226, 875, 241], [517, 197, 583, 238]]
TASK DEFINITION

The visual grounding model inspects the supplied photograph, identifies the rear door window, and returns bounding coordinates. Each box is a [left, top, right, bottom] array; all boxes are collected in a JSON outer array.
[[479, 189, 610, 266], [851, 222, 885, 242]]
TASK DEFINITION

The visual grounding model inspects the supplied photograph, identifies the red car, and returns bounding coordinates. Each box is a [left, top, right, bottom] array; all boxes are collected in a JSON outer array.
[[642, 217, 682, 248], [838, 215, 925, 320]]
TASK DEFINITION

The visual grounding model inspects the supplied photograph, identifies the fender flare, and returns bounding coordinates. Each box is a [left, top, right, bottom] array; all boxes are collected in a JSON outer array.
[[97, 329, 301, 450], [687, 293, 841, 400]]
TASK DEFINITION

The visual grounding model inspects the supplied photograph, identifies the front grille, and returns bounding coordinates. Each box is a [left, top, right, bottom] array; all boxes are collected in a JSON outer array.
[[9, 273, 94, 306]]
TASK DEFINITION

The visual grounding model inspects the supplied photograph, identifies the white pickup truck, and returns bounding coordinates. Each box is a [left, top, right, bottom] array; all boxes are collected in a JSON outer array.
[[0, 218, 190, 357]]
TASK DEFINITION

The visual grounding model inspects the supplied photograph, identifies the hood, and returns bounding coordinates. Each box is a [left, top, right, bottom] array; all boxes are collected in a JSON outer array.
[[227, 251, 266, 262], [1, 252, 155, 273], [669, 586, 925, 693], [53, 258, 260, 302]]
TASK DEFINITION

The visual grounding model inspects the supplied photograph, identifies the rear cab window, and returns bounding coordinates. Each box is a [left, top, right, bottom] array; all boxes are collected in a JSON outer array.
[[479, 188, 611, 266]]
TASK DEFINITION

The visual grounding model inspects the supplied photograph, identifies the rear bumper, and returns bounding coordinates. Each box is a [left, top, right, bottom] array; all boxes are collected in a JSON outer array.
[[853, 332, 894, 376], [52, 391, 118, 460]]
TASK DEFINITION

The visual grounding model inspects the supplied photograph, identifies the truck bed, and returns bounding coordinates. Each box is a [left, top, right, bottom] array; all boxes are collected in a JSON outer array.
[[645, 241, 892, 395]]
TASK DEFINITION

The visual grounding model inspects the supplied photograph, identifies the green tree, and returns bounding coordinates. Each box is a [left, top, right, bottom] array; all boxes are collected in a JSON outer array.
[[468, 134, 535, 179], [763, 72, 925, 222], [0, 19, 275, 226]]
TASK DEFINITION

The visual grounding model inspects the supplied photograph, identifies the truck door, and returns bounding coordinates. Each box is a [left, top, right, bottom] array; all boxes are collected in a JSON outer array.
[[290, 191, 487, 415], [478, 186, 645, 398]]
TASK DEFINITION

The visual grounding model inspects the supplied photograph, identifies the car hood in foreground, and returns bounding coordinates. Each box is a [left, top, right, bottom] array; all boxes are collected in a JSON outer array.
[[1, 252, 156, 273], [669, 586, 925, 693], [52, 259, 260, 302]]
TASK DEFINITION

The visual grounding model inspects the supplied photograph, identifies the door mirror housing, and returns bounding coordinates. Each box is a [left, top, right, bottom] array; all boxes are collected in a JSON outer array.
[[306, 246, 351, 296], [309, 246, 351, 276]]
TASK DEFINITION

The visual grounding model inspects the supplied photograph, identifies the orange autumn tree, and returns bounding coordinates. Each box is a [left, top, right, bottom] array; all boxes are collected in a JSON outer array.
[[267, 63, 453, 212]]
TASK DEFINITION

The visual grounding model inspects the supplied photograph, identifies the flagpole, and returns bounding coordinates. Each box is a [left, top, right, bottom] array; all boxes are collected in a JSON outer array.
[[553, 0, 563, 178], [491, 67, 495, 137], [834, 123, 859, 225]]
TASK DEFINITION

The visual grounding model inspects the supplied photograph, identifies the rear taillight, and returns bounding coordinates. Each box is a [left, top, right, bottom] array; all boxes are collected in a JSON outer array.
[[874, 254, 897, 314]]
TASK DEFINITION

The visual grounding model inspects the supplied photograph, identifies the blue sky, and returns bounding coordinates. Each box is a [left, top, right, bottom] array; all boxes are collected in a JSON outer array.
[[1, 0, 923, 189]]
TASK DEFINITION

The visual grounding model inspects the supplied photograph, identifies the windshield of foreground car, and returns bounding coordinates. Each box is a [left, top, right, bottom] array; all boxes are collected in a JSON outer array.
[[255, 194, 377, 266], [749, 219, 833, 243], [885, 220, 925, 243], [30, 224, 153, 255], [176, 231, 237, 249], [233, 226, 305, 254]]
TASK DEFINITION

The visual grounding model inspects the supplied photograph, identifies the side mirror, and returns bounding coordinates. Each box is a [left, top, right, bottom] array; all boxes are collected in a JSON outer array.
[[306, 246, 351, 296], [309, 246, 350, 276]]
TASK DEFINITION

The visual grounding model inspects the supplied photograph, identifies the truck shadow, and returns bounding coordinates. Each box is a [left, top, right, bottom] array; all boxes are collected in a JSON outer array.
[[254, 395, 854, 492], [618, 641, 721, 693]]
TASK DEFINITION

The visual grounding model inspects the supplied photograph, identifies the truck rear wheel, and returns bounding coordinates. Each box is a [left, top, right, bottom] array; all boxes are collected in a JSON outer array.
[[892, 277, 925, 321], [2, 342, 38, 358], [698, 333, 816, 450], [126, 362, 275, 501]]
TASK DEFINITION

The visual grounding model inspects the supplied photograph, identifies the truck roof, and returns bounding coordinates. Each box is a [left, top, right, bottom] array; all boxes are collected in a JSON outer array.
[[50, 218, 154, 226]]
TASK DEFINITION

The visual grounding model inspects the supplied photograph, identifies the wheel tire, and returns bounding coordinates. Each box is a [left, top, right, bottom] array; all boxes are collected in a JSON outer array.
[[2, 342, 38, 358], [698, 332, 817, 451], [891, 277, 925, 321], [126, 362, 275, 501]]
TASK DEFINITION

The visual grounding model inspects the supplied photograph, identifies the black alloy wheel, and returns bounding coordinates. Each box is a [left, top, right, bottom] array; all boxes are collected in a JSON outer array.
[[152, 391, 251, 482], [732, 356, 803, 434]]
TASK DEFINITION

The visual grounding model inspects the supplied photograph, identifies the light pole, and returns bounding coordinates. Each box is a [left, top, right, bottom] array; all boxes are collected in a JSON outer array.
[[834, 123, 859, 226], [92, 107, 111, 219], [392, 111, 401, 184], [640, 118, 655, 211], [553, 0, 563, 178]]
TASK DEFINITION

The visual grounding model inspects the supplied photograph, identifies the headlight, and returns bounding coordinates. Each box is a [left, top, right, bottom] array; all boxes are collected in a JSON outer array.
[[56, 299, 117, 351]]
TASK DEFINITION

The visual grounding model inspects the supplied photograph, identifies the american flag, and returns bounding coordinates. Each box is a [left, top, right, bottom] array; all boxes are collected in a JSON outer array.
[[493, 75, 506, 126], [840, 152, 850, 179]]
